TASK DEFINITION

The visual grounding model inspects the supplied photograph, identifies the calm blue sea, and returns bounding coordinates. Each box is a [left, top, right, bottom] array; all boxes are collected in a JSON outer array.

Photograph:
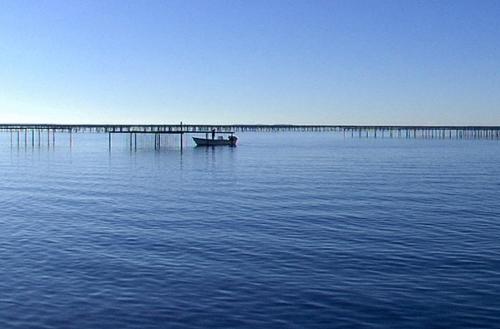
[[1, 132, 499, 329]]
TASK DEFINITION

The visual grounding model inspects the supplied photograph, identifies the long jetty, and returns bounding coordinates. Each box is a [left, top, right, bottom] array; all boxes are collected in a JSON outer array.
[[1, 124, 499, 149]]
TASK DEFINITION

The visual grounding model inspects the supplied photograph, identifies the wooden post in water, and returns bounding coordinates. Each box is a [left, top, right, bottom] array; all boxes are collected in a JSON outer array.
[[180, 121, 183, 151]]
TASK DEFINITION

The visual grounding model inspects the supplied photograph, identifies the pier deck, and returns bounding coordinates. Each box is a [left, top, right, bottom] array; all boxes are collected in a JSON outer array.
[[0, 123, 500, 133]]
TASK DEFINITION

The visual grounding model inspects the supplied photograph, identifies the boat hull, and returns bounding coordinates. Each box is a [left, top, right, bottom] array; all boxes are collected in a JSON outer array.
[[193, 137, 237, 147]]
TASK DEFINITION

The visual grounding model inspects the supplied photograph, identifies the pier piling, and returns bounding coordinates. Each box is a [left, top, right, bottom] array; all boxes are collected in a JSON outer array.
[[1, 124, 499, 151]]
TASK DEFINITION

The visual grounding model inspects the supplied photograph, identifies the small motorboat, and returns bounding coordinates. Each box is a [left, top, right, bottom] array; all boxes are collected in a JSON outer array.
[[193, 135, 238, 147]]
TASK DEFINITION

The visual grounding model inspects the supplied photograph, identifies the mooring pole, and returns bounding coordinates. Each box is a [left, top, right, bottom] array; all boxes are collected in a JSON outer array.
[[108, 132, 111, 151], [134, 133, 137, 151], [31, 129, 35, 147], [129, 133, 132, 151]]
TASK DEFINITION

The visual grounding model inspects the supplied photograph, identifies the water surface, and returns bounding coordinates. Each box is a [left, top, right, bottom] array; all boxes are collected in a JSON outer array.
[[1, 133, 499, 328]]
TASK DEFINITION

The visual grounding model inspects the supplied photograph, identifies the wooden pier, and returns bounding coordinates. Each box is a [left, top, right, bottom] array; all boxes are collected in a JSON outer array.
[[1, 124, 499, 150]]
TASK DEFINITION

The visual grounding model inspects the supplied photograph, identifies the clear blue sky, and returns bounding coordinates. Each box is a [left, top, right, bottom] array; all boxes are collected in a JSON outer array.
[[1, 0, 499, 125]]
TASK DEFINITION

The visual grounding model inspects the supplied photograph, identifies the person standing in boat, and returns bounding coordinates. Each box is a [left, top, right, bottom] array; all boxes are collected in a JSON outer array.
[[211, 129, 216, 140]]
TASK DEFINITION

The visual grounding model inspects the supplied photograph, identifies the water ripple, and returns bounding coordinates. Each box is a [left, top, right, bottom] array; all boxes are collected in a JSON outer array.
[[0, 133, 499, 328]]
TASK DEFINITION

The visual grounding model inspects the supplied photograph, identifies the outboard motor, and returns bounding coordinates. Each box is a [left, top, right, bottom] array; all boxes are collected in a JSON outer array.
[[228, 135, 238, 146]]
